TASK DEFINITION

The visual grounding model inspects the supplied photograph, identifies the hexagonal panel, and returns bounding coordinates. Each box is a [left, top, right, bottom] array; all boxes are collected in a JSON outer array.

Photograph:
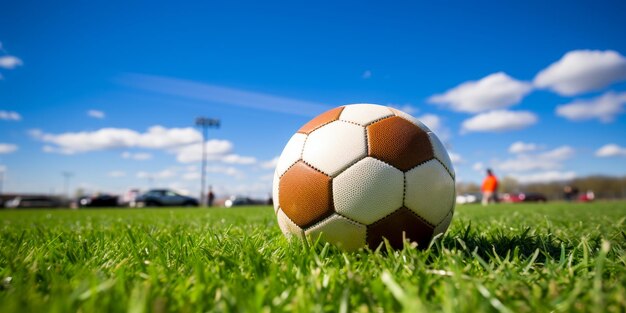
[[389, 107, 432, 133], [277, 208, 304, 239], [339, 103, 393, 126], [302, 121, 367, 177], [367, 116, 434, 171], [272, 171, 280, 214], [298, 106, 344, 134], [333, 157, 403, 225], [405, 159, 455, 226], [279, 161, 333, 228], [428, 132, 455, 178], [305, 214, 366, 252], [433, 209, 454, 237], [366, 207, 434, 250], [275, 133, 307, 177]]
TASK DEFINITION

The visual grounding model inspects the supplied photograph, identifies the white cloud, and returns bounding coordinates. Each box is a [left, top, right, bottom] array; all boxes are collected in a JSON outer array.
[[556, 91, 626, 123], [173, 140, 234, 163], [496, 146, 574, 172], [108, 171, 126, 177], [121, 151, 153, 160], [0, 143, 18, 154], [508, 141, 538, 154], [510, 171, 576, 184], [595, 144, 626, 157], [31, 125, 202, 154], [461, 110, 537, 133], [221, 154, 257, 165], [136, 169, 177, 179], [534, 50, 626, 96], [261, 157, 279, 169], [472, 162, 484, 172], [206, 166, 244, 178], [362, 70, 372, 79], [0, 110, 21, 121], [428, 72, 532, 113], [0, 56, 23, 69], [87, 110, 105, 119], [182, 172, 200, 180], [183, 165, 244, 180]]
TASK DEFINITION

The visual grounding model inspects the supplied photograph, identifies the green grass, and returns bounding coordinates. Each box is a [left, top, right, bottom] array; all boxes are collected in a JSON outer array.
[[1, 202, 625, 312]]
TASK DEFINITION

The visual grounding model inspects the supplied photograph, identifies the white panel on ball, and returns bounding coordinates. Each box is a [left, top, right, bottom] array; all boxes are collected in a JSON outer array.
[[405, 159, 455, 226], [339, 103, 393, 126], [275, 133, 307, 177], [272, 172, 280, 214], [277, 208, 304, 239], [428, 133, 455, 178], [333, 157, 404, 225], [305, 214, 366, 252], [391, 109, 432, 134], [302, 121, 367, 177]]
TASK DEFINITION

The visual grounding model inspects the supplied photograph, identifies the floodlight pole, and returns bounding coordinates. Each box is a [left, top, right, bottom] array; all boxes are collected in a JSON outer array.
[[62, 171, 73, 198], [195, 117, 220, 207]]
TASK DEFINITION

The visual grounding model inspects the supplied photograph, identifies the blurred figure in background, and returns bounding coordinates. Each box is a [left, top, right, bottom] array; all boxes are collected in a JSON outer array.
[[481, 169, 499, 206], [208, 186, 215, 207]]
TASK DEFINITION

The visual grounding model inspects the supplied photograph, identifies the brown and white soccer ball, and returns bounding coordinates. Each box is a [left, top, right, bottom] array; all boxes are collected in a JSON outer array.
[[272, 104, 455, 251]]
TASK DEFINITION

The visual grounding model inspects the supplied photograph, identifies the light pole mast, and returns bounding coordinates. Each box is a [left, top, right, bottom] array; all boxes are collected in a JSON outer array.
[[62, 171, 73, 198], [195, 117, 220, 207]]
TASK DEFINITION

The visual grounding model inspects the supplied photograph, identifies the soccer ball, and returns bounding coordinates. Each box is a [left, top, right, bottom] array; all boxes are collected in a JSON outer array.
[[272, 104, 455, 251]]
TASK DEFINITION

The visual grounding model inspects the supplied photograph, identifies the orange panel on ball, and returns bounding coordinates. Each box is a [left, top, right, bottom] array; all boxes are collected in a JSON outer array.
[[366, 207, 434, 250], [279, 161, 334, 228], [297, 106, 344, 134], [367, 116, 434, 171]]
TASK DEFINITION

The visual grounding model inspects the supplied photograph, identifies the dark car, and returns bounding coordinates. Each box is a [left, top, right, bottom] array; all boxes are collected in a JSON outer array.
[[135, 189, 198, 207], [501, 192, 547, 203], [78, 194, 119, 208]]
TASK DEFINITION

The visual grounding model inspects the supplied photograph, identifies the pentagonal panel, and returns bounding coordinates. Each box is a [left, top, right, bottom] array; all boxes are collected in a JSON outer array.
[[367, 116, 434, 171], [428, 132, 455, 178], [279, 161, 333, 228], [366, 207, 434, 250], [298, 106, 344, 134], [272, 171, 280, 214], [305, 214, 366, 252], [333, 157, 403, 225], [405, 159, 455, 226], [302, 121, 367, 177], [339, 103, 393, 126], [275, 133, 307, 177], [277, 208, 304, 239], [389, 108, 432, 133], [433, 209, 454, 237]]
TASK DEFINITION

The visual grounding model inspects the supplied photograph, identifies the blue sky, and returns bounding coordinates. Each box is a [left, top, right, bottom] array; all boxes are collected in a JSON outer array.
[[1, 1, 626, 197]]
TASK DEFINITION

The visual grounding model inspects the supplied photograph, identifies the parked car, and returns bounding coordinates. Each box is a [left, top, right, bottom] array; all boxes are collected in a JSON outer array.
[[78, 194, 119, 208], [134, 189, 198, 207], [501, 192, 547, 203], [4, 196, 64, 208], [456, 193, 482, 204], [224, 196, 267, 208]]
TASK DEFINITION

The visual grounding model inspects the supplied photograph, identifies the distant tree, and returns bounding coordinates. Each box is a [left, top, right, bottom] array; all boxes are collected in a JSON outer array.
[[499, 176, 520, 194]]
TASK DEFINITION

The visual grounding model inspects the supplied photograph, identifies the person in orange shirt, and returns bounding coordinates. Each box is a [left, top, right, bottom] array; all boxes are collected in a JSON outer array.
[[481, 169, 499, 205]]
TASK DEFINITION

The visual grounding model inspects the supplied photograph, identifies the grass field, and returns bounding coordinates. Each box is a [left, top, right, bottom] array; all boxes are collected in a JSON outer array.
[[1, 202, 625, 312]]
